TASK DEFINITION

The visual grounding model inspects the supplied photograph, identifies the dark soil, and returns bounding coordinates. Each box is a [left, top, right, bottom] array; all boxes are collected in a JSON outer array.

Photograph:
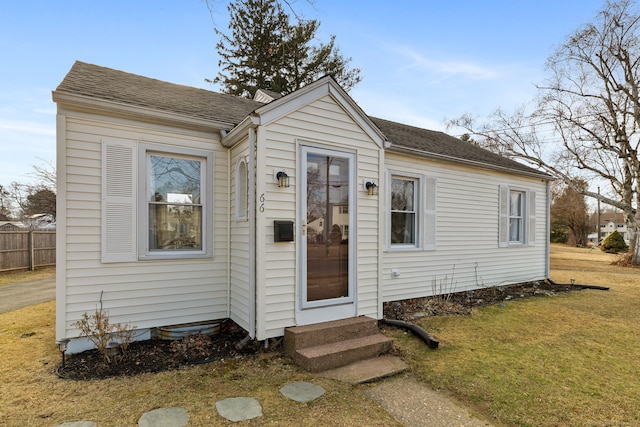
[[57, 320, 261, 381], [383, 280, 575, 321], [58, 281, 575, 381]]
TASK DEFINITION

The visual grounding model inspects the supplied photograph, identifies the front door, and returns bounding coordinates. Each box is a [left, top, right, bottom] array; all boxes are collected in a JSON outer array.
[[298, 146, 356, 325]]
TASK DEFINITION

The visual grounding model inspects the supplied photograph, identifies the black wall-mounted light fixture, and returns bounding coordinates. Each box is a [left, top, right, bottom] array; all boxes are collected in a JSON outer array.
[[365, 180, 377, 196], [275, 170, 290, 188]]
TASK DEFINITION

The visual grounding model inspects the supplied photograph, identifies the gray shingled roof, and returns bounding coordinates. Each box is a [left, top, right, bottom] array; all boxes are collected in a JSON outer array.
[[370, 117, 547, 177], [55, 61, 262, 126], [55, 61, 548, 178]]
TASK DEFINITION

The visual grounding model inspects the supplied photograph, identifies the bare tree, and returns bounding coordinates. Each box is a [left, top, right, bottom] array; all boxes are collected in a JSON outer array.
[[30, 159, 56, 190], [0, 184, 12, 220], [551, 180, 591, 246], [450, 0, 640, 263], [4, 160, 56, 221]]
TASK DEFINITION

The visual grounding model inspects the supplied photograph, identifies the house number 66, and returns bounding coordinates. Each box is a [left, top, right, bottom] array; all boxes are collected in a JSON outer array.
[[259, 193, 265, 212]]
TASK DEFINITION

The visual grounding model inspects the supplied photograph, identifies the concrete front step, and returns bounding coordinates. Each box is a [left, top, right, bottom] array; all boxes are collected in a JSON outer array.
[[293, 333, 393, 372], [284, 316, 379, 355], [320, 355, 408, 384]]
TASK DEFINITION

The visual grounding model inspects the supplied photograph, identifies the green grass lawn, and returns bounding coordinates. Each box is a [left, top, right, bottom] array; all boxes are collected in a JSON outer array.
[[388, 244, 640, 426]]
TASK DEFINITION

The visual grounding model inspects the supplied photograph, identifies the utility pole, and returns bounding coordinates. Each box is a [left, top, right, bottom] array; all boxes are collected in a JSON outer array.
[[597, 187, 601, 244]]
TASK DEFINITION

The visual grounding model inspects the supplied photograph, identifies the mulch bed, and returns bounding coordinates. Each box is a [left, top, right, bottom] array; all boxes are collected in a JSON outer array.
[[57, 320, 261, 381], [383, 280, 574, 321], [58, 281, 574, 381]]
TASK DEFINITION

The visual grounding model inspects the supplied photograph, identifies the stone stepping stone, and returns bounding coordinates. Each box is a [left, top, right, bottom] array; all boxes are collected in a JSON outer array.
[[53, 422, 97, 427], [138, 407, 189, 427], [215, 397, 263, 422], [279, 381, 326, 403]]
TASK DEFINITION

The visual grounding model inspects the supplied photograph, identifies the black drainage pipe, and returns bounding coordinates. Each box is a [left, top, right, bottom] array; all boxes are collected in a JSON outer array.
[[380, 318, 439, 349], [546, 278, 610, 291]]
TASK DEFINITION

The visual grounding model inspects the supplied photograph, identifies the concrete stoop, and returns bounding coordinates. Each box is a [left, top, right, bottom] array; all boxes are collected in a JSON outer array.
[[320, 355, 408, 384], [284, 316, 396, 373]]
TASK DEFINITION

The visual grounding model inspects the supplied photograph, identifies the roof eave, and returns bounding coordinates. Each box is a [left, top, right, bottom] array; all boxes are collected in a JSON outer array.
[[220, 114, 260, 147], [386, 144, 552, 180], [52, 90, 237, 133]]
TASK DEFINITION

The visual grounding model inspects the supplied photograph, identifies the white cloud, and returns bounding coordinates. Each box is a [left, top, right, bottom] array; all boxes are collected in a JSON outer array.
[[390, 45, 498, 80], [0, 119, 55, 137]]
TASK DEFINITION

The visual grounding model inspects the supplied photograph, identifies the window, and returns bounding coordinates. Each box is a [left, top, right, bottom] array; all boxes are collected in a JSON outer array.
[[508, 190, 525, 243], [499, 185, 535, 247], [140, 146, 213, 260], [386, 172, 436, 251], [390, 176, 418, 246], [235, 159, 248, 220]]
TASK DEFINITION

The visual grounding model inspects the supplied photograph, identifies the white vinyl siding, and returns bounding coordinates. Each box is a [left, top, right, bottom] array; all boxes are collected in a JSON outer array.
[[230, 139, 252, 334], [382, 152, 547, 303], [255, 94, 382, 340], [58, 113, 229, 340]]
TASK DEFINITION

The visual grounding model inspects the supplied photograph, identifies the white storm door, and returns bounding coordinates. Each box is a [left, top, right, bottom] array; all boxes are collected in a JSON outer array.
[[299, 146, 356, 324]]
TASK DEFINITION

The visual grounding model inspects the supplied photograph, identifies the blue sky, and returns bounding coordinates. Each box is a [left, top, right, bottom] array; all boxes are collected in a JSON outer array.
[[1, 0, 606, 187]]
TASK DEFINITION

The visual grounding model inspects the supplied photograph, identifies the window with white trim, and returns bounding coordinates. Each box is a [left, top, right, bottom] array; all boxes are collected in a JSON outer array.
[[390, 175, 419, 246], [139, 145, 213, 260], [387, 172, 437, 251], [235, 158, 248, 220], [499, 185, 536, 247], [509, 190, 525, 243]]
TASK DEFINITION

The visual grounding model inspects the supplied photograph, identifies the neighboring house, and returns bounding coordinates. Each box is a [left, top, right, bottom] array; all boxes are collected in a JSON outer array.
[[587, 212, 629, 245], [23, 213, 56, 230], [53, 61, 552, 352], [0, 221, 25, 231]]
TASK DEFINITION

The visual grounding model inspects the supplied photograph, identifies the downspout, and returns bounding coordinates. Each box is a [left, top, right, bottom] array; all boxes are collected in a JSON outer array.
[[55, 112, 68, 341], [248, 127, 257, 339], [225, 137, 231, 318], [545, 179, 551, 279]]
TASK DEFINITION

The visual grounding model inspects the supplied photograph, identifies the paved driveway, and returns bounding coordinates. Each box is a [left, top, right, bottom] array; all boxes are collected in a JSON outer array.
[[0, 277, 55, 314]]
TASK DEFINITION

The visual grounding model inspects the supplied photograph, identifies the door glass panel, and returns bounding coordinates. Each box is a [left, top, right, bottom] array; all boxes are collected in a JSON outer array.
[[306, 153, 350, 302]]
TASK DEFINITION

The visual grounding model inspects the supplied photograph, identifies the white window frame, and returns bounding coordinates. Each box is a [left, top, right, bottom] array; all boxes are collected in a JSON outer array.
[[138, 144, 214, 260], [499, 184, 536, 248], [235, 158, 248, 221], [508, 190, 525, 244], [388, 171, 422, 250]]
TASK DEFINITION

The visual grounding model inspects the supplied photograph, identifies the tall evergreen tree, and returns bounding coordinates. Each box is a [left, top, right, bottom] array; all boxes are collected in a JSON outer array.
[[214, 0, 361, 98]]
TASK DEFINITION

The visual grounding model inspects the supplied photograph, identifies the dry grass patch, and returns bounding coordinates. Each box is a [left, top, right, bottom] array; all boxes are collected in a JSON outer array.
[[388, 244, 640, 426], [0, 300, 400, 426], [0, 266, 55, 287]]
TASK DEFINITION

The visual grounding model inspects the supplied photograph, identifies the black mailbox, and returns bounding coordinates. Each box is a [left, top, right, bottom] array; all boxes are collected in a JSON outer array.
[[274, 220, 294, 242]]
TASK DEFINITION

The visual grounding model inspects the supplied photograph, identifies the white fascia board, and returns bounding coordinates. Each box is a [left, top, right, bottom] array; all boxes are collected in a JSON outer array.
[[52, 91, 236, 133], [253, 77, 387, 148], [220, 115, 260, 148]]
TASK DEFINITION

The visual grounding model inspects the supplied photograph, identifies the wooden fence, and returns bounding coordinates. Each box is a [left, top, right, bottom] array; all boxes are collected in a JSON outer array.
[[0, 231, 56, 272]]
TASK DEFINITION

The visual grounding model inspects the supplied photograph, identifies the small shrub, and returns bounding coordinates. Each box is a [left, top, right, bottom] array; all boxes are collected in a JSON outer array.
[[601, 230, 628, 254], [72, 303, 137, 364]]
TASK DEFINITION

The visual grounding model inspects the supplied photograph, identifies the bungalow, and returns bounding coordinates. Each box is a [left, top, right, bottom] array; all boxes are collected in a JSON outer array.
[[53, 61, 551, 353]]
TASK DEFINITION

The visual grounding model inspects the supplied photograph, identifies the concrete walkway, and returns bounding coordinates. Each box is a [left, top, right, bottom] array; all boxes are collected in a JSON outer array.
[[0, 276, 55, 314]]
